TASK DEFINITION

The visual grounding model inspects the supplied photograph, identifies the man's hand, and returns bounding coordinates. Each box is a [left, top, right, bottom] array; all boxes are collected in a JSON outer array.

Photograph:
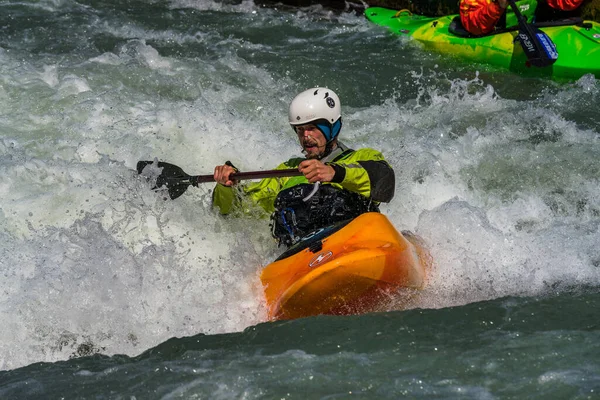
[[299, 159, 335, 183], [214, 164, 237, 186]]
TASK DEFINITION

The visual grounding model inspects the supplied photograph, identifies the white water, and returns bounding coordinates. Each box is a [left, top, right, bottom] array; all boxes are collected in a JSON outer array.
[[1, 1, 599, 371]]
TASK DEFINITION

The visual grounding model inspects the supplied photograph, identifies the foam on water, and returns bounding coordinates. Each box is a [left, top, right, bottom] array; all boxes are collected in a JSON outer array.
[[0, 40, 289, 370], [337, 72, 600, 310], [169, 0, 260, 13], [388, 75, 600, 308]]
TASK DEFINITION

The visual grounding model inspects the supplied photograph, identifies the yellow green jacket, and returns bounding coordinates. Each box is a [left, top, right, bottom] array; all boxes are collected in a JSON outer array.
[[213, 142, 395, 215]]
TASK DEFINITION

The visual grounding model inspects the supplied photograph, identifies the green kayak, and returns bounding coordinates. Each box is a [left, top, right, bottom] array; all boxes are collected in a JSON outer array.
[[365, 7, 600, 80]]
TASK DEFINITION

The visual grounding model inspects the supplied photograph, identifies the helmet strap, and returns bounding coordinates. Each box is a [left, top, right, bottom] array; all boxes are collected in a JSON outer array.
[[319, 141, 335, 160]]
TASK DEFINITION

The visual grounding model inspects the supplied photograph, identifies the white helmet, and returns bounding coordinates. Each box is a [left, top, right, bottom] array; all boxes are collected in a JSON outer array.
[[288, 87, 342, 142]]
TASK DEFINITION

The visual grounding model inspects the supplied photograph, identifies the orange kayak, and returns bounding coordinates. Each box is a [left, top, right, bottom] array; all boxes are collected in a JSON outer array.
[[260, 212, 431, 320]]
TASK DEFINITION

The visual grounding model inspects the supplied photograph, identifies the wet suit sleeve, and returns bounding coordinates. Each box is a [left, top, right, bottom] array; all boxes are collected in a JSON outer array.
[[459, 0, 505, 35], [212, 176, 281, 215], [212, 183, 239, 215], [329, 148, 395, 203]]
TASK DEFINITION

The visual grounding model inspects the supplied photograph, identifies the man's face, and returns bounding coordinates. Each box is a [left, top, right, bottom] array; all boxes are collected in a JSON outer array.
[[295, 124, 327, 159]]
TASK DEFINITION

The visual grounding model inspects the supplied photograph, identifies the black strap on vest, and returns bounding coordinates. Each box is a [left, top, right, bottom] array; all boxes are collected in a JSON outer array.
[[270, 146, 377, 247], [329, 148, 354, 163], [270, 183, 379, 247]]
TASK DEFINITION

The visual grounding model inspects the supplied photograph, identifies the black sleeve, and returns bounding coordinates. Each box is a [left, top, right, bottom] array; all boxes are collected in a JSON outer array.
[[358, 160, 395, 203], [330, 164, 346, 183]]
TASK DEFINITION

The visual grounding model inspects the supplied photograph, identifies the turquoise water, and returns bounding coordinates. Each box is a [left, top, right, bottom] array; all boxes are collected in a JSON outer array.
[[0, 0, 599, 398]]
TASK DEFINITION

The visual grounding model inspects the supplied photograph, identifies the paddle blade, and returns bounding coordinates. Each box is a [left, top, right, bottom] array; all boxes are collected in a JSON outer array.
[[137, 160, 194, 200], [162, 182, 189, 200], [508, 0, 558, 68], [516, 28, 558, 68]]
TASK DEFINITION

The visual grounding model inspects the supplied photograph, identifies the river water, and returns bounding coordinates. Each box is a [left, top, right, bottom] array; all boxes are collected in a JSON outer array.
[[1, 0, 599, 398]]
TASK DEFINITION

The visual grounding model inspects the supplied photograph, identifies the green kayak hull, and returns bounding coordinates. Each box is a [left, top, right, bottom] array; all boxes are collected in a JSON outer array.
[[365, 7, 600, 80]]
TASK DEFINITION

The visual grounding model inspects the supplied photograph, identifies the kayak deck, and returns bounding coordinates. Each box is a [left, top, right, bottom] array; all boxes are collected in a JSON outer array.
[[260, 212, 431, 320]]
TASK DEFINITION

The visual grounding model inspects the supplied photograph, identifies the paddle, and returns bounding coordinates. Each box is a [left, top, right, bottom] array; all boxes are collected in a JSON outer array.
[[137, 160, 302, 200], [507, 0, 558, 67]]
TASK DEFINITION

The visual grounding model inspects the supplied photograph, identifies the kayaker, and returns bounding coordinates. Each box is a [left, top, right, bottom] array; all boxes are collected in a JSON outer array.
[[459, 0, 586, 36], [212, 87, 395, 247]]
